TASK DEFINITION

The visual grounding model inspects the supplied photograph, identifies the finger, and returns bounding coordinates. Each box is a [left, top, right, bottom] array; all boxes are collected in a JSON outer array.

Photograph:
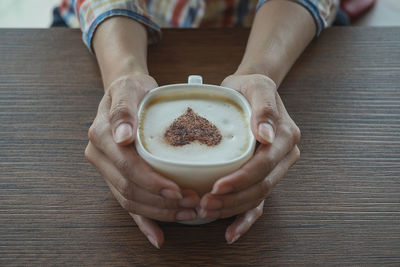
[[180, 189, 201, 208], [130, 213, 164, 249], [96, 90, 112, 115], [241, 75, 278, 144], [106, 180, 197, 222], [200, 146, 300, 218], [225, 200, 264, 244], [87, 93, 112, 149], [88, 118, 183, 198], [85, 142, 200, 209], [211, 121, 299, 195], [275, 93, 301, 144], [107, 77, 147, 145]]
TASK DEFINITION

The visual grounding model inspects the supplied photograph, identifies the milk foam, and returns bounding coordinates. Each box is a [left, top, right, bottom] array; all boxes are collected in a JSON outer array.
[[140, 95, 251, 164]]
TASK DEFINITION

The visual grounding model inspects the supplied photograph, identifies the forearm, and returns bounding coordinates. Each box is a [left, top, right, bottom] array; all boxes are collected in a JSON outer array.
[[93, 17, 149, 90], [236, 0, 316, 87]]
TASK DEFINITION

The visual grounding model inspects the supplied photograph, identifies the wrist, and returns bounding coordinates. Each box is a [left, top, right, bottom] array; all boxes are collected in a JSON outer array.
[[235, 0, 315, 88], [93, 17, 149, 89], [234, 59, 279, 85], [105, 73, 157, 101], [108, 54, 148, 78]]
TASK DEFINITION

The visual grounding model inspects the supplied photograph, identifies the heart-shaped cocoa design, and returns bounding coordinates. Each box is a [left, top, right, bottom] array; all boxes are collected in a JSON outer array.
[[164, 107, 222, 146]]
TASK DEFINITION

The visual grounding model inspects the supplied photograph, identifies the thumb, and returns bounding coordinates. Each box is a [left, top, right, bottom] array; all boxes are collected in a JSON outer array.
[[108, 78, 144, 146], [242, 75, 278, 144]]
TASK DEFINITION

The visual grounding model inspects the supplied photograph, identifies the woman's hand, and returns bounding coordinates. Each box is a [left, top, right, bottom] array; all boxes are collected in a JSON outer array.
[[199, 74, 301, 244], [85, 73, 200, 248]]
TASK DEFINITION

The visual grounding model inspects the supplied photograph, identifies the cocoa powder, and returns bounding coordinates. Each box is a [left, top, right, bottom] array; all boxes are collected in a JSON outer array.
[[164, 108, 222, 146]]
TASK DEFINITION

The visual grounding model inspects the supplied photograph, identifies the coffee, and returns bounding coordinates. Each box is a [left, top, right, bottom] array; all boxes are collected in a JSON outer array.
[[139, 92, 251, 164]]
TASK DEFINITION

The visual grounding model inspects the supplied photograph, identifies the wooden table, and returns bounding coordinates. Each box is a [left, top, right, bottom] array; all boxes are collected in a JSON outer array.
[[1, 28, 399, 266]]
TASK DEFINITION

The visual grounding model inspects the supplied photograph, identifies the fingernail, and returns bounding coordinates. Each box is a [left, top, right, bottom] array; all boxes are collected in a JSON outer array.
[[236, 222, 247, 235], [160, 188, 183, 200], [212, 185, 234, 195], [199, 209, 220, 219], [199, 208, 207, 218], [179, 196, 199, 208], [176, 210, 196, 221], [146, 235, 160, 249], [114, 123, 133, 143], [228, 234, 241, 244], [258, 123, 275, 143], [204, 198, 223, 210]]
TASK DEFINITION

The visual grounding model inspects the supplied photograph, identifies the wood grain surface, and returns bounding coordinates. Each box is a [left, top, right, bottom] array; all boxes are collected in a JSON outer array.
[[0, 28, 399, 266]]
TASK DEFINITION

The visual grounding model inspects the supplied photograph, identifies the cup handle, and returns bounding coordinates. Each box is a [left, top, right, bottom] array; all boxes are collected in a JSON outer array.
[[188, 75, 203, 85]]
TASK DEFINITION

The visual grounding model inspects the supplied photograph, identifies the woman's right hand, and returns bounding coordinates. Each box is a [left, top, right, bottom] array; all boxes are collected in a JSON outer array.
[[84, 73, 200, 248]]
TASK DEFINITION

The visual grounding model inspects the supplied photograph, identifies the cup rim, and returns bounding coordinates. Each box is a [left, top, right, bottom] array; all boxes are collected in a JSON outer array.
[[135, 82, 256, 167]]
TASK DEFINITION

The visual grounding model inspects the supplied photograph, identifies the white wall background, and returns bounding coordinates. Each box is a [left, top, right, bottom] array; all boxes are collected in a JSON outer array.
[[0, 0, 399, 28], [0, 0, 61, 28]]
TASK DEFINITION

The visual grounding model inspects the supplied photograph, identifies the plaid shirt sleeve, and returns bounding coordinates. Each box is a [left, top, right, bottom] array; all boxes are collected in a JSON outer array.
[[69, 0, 161, 53], [257, 0, 339, 36], [59, 0, 338, 53]]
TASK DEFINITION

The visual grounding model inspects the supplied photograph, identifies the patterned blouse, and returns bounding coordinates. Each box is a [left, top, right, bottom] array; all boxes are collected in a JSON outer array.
[[58, 0, 339, 52]]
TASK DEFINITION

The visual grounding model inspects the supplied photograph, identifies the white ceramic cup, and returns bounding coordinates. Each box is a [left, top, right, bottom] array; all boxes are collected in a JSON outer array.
[[135, 75, 256, 224]]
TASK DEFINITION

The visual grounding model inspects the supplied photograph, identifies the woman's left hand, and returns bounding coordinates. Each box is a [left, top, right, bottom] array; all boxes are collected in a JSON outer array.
[[199, 74, 301, 244]]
